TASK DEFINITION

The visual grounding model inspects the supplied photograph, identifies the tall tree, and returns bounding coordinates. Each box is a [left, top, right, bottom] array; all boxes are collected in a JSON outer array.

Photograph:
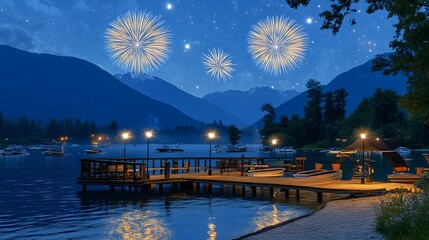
[[284, 0, 429, 123], [334, 88, 348, 120], [260, 103, 276, 145], [304, 79, 323, 142], [227, 124, 241, 145], [324, 92, 335, 124]]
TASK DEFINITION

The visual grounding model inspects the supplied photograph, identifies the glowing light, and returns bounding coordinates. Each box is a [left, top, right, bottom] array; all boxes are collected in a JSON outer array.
[[122, 132, 130, 140], [248, 16, 308, 75], [202, 48, 235, 81], [185, 43, 190, 50], [166, 3, 173, 10], [306, 17, 312, 24], [145, 130, 153, 138], [105, 11, 171, 74], [208, 132, 216, 140], [360, 133, 366, 139]]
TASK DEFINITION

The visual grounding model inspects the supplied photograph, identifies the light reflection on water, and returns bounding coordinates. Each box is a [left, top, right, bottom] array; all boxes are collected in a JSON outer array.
[[2, 144, 390, 239]]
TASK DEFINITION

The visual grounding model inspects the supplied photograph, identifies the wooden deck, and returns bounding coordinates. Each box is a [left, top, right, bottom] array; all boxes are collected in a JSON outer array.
[[77, 157, 414, 203]]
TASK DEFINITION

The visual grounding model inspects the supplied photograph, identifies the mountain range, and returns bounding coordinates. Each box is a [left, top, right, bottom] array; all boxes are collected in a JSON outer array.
[[116, 73, 246, 127], [0, 45, 203, 129], [203, 87, 300, 125], [267, 59, 407, 125]]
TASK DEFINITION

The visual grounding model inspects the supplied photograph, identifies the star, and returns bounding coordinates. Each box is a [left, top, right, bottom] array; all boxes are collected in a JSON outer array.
[[306, 17, 312, 24], [185, 43, 190, 50], [166, 3, 173, 10]]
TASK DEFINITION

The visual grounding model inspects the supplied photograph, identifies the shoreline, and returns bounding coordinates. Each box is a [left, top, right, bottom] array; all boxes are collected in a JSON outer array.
[[239, 194, 385, 240]]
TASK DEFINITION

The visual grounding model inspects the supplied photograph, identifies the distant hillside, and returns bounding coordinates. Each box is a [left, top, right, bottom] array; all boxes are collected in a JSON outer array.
[[203, 87, 299, 125], [253, 59, 407, 127], [116, 73, 246, 127], [0, 45, 203, 129]]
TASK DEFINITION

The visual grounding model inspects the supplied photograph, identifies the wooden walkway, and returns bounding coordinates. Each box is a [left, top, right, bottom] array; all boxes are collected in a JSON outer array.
[[77, 157, 414, 203]]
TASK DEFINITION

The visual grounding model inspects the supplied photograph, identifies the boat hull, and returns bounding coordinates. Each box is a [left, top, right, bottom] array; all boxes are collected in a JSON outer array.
[[388, 173, 420, 183], [294, 169, 343, 180], [247, 168, 284, 177]]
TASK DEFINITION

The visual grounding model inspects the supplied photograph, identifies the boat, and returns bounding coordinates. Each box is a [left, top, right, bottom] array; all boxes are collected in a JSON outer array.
[[278, 146, 296, 153], [2, 145, 29, 156], [294, 169, 343, 180], [226, 145, 247, 152], [42, 150, 64, 156], [156, 144, 184, 153], [247, 168, 284, 177], [387, 172, 421, 183], [84, 149, 104, 154], [28, 144, 56, 151]]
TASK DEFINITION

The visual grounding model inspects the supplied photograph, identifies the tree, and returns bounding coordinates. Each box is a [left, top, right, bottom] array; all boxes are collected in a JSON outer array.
[[260, 103, 277, 145], [227, 124, 241, 145], [304, 79, 323, 142], [334, 88, 348, 120], [285, 0, 429, 123], [324, 92, 335, 124]]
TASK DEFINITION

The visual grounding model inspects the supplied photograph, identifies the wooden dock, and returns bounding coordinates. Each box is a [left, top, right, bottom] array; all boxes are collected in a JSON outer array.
[[77, 157, 414, 203]]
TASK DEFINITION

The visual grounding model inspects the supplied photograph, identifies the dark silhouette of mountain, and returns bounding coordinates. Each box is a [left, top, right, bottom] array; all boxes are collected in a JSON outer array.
[[116, 73, 246, 127], [203, 87, 299, 125], [0, 45, 203, 129], [253, 59, 407, 127]]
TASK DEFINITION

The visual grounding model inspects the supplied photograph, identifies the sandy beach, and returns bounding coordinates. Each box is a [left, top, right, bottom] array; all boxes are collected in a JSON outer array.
[[243, 195, 385, 240]]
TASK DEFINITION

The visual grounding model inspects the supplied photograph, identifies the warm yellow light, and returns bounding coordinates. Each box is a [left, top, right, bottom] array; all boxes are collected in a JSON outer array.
[[360, 133, 366, 139], [272, 139, 278, 145], [98, 136, 102, 141], [122, 132, 130, 140], [208, 132, 215, 139], [145, 130, 153, 138]]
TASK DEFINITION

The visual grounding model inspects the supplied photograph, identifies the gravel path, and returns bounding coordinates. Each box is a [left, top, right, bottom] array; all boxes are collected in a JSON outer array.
[[243, 196, 385, 240]]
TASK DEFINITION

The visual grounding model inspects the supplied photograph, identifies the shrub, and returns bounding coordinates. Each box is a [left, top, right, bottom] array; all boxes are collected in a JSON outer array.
[[375, 174, 429, 239]]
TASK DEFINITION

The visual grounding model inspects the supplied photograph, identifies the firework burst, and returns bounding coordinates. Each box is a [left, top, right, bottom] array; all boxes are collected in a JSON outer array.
[[202, 48, 235, 81], [105, 11, 171, 74], [248, 16, 308, 75]]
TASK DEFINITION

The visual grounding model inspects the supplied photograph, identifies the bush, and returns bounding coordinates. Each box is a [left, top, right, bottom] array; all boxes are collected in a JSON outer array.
[[375, 173, 429, 239]]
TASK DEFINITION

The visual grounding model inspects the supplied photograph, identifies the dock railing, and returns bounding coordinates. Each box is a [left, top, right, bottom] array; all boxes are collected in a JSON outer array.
[[80, 157, 272, 181]]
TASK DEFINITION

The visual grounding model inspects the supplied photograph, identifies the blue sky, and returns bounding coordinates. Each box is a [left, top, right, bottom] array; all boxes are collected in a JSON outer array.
[[0, 0, 396, 97]]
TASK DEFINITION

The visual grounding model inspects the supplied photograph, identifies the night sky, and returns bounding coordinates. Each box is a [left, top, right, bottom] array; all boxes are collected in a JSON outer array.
[[0, 0, 396, 97]]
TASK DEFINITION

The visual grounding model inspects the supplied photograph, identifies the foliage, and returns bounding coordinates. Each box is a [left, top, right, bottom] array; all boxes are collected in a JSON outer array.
[[260, 103, 277, 145], [376, 174, 429, 239], [304, 79, 323, 142], [227, 124, 241, 145], [284, 0, 429, 123]]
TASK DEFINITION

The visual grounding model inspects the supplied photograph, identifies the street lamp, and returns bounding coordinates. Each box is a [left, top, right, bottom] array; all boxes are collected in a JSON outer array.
[[145, 130, 153, 178], [208, 131, 216, 175], [271, 139, 278, 158], [360, 133, 366, 184], [122, 132, 130, 158]]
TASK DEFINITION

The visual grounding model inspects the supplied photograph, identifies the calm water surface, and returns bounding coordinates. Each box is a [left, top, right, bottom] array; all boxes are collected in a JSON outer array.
[[2, 144, 427, 239], [0, 144, 317, 240]]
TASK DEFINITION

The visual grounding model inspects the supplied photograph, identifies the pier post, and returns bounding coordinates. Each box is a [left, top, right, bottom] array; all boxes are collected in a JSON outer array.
[[208, 183, 212, 194], [270, 188, 274, 199], [82, 184, 87, 192], [242, 186, 246, 196], [296, 190, 300, 200], [251, 186, 256, 197], [232, 185, 236, 196], [195, 183, 200, 193], [110, 185, 115, 192], [159, 184, 163, 193], [317, 192, 323, 203]]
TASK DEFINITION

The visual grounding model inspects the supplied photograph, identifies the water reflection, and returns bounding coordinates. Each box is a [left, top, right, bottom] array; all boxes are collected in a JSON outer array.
[[253, 204, 292, 231], [108, 210, 171, 240], [207, 222, 217, 240]]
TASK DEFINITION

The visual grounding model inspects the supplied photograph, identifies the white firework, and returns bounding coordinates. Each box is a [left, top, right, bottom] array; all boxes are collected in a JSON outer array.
[[105, 11, 171, 74], [202, 48, 235, 81], [248, 16, 308, 75]]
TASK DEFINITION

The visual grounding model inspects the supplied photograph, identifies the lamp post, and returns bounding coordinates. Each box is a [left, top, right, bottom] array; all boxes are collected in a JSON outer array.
[[360, 133, 366, 184], [145, 130, 153, 178], [122, 132, 130, 158], [271, 139, 278, 159], [208, 131, 216, 175]]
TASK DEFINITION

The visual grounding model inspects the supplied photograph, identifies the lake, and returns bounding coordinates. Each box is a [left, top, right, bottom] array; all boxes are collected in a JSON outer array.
[[1, 144, 427, 239]]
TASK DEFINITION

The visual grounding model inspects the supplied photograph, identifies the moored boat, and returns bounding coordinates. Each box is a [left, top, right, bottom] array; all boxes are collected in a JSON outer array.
[[387, 172, 421, 183], [226, 145, 247, 152], [294, 169, 343, 180], [247, 168, 284, 177], [156, 144, 184, 153], [2, 145, 29, 156], [84, 149, 104, 154], [42, 150, 64, 156]]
